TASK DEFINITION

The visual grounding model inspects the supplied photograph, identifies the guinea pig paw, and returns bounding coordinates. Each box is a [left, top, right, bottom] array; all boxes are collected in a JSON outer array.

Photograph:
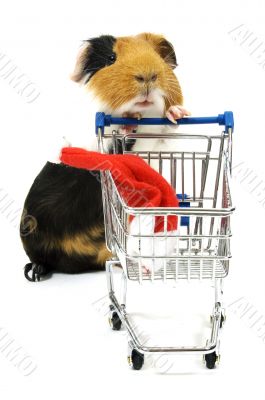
[[122, 112, 142, 120], [166, 105, 191, 124], [122, 112, 141, 133], [132, 112, 142, 120]]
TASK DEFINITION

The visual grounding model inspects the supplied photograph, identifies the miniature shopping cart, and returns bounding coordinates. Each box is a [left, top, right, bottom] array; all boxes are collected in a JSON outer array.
[[95, 111, 234, 370]]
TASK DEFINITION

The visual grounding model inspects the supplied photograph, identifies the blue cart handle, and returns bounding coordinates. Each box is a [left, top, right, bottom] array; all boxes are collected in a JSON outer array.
[[96, 111, 234, 135]]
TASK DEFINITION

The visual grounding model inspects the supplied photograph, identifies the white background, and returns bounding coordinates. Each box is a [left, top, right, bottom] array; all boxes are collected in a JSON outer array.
[[1, 0, 265, 399]]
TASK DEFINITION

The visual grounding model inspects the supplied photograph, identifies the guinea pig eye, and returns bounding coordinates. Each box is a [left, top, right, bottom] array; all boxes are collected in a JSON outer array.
[[108, 53, 116, 64]]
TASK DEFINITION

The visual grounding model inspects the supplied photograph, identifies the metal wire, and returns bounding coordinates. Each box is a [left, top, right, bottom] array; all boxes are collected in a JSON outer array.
[[100, 130, 233, 282]]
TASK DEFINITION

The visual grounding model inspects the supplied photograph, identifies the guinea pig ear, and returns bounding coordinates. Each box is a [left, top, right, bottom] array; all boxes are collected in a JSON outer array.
[[70, 41, 91, 83], [136, 33, 178, 69]]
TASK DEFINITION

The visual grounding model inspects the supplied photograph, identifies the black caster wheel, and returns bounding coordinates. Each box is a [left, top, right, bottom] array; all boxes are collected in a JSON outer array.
[[204, 352, 219, 369], [128, 349, 144, 370], [108, 311, 122, 331]]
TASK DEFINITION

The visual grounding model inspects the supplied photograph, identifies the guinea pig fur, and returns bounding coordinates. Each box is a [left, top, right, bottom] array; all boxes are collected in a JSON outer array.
[[72, 34, 189, 141], [21, 33, 188, 281], [21, 162, 110, 281]]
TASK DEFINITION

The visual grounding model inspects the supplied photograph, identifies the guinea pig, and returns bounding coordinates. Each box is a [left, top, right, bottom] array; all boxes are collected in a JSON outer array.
[[71, 33, 189, 142], [20, 32, 189, 282], [21, 163, 108, 281]]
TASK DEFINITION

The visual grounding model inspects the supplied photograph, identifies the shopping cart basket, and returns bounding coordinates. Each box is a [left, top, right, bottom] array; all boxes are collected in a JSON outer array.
[[95, 111, 234, 370]]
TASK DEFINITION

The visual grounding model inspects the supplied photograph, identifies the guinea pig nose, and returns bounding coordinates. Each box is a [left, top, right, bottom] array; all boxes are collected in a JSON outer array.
[[135, 74, 158, 83], [135, 75, 145, 83]]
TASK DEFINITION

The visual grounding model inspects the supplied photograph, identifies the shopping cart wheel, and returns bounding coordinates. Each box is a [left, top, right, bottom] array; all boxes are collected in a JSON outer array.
[[128, 349, 144, 370], [108, 310, 122, 331], [204, 352, 219, 369]]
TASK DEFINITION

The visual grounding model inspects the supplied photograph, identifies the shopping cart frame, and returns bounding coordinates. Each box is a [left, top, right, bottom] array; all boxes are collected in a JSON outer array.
[[95, 111, 234, 370]]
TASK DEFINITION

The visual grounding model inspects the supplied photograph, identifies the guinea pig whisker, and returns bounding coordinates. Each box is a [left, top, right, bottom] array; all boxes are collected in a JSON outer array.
[[165, 84, 182, 96], [165, 88, 176, 99], [111, 96, 128, 108], [165, 92, 179, 106], [114, 97, 130, 107], [166, 86, 181, 96], [165, 83, 180, 91], [165, 78, 180, 84], [165, 95, 174, 106]]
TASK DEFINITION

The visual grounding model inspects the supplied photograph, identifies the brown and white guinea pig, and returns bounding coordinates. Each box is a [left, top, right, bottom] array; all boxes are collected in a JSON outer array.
[[72, 33, 189, 143], [20, 32, 189, 282]]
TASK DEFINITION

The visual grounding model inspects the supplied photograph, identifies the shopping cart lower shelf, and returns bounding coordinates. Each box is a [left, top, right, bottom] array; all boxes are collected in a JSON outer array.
[[96, 111, 234, 370]]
